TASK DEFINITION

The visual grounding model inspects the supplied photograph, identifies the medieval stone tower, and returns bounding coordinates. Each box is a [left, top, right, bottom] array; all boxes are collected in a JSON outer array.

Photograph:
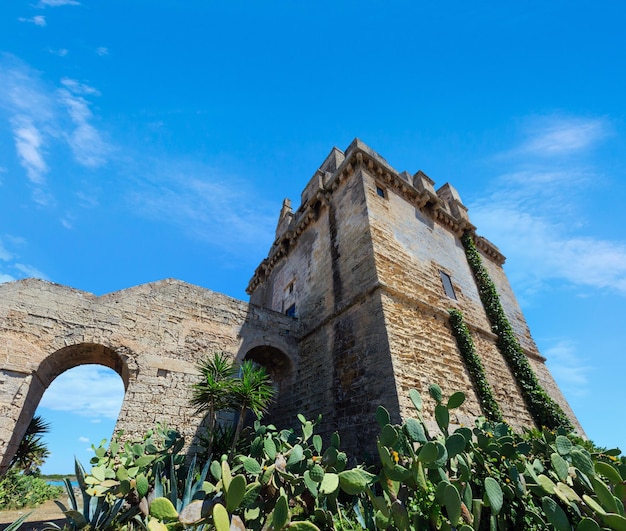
[[0, 139, 581, 472], [247, 139, 581, 454]]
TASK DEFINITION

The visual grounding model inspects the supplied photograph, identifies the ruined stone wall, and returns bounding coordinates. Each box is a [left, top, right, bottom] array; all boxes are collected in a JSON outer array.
[[0, 278, 297, 472]]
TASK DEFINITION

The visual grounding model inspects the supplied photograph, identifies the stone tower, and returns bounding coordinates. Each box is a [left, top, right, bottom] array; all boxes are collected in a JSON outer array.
[[248, 139, 581, 456]]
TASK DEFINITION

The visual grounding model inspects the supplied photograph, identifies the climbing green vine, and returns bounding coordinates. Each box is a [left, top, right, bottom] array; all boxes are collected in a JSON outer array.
[[448, 308, 503, 422], [461, 231, 573, 430]]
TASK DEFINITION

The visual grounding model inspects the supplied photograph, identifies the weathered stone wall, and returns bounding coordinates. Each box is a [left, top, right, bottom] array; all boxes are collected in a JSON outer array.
[[0, 278, 297, 472]]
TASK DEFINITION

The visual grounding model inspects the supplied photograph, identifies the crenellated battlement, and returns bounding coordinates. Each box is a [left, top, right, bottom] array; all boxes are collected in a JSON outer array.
[[247, 139, 504, 295]]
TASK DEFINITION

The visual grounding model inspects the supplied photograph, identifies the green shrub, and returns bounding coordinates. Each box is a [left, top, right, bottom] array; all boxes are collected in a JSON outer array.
[[0, 469, 63, 509]]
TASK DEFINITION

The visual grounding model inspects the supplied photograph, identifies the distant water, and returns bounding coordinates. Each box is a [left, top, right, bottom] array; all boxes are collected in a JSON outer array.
[[47, 480, 79, 488]]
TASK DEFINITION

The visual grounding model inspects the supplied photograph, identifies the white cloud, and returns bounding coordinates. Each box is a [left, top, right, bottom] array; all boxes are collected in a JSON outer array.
[[130, 163, 276, 255], [470, 114, 626, 298], [38, 0, 80, 6], [514, 116, 609, 157], [60, 78, 100, 96], [14, 263, 49, 280], [95, 47, 109, 56], [49, 48, 69, 57], [544, 340, 591, 396], [10, 115, 48, 184], [78, 436, 89, 443], [0, 241, 13, 262], [0, 56, 111, 203], [471, 207, 626, 296], [0, 236, 48, 285], [57, 80, 109, 167], [39, 365, 125, 420], [18, 16, 47, 26]]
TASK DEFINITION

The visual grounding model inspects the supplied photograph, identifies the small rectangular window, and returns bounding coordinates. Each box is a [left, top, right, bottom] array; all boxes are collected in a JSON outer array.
[[285, 303, 296, 317], [288, 282, 294, 294], [376, 186, 385, 198], [439, 271, 457, 300]]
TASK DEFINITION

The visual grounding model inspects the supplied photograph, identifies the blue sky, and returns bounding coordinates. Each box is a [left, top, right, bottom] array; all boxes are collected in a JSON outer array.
[[1, 1, 625, 474]]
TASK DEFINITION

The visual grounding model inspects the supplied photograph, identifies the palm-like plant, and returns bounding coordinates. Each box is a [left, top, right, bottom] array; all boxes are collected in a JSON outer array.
[[10, 415, 51, 475], [190, 353, 236, 458], [229, 360, 275, 459]]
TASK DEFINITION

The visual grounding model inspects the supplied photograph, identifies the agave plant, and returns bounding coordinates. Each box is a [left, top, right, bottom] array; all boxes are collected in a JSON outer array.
[[44, 459, 135, 531]]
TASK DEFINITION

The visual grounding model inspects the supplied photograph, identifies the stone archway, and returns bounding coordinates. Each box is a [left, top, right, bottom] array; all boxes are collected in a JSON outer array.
[[237, 342, 296, 429], [1, 343, 129, 474], [243, 345, 293, 394]]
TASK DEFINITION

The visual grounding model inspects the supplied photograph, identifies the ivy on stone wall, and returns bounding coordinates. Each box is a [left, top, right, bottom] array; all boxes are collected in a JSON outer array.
[[461, 231, 573, 430], [448, 308, 503, 422]]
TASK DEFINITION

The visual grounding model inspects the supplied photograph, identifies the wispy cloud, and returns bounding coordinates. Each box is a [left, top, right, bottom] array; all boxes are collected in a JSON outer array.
[[39, 365, 124, 419], [0, 240, 13, 262], [58, 79, 110, 167], [470, 115, 626, 297], [0, 55, 111, 204], [129, 162, 276, 255], [10, 115, 48, 184], [544, 340, 591, 396], [48, 48, 69, 57], [95, 47, 109, 56], [509, 116, 610, 158], [1, 55, 283, 263], [471, 207, 626, 296], [14, 263, 49, 279], [78, 436, 89, 443], [0, 235, 48, 284], [37, 0, 80, 6], [18, 16, 47, 26]]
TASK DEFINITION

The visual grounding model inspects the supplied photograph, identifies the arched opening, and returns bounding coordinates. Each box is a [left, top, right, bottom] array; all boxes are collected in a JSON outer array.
[[243, 345, 293, 397], [242, 345, 294, 428], [3, 343, 128, 475]]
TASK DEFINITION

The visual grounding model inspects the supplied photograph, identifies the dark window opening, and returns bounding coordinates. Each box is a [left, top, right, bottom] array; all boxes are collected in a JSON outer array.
[[285, 304, 296, 317], [376, 186, 386, 198], [439, 271, 457, 300], [288, 282, 294, 294]]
